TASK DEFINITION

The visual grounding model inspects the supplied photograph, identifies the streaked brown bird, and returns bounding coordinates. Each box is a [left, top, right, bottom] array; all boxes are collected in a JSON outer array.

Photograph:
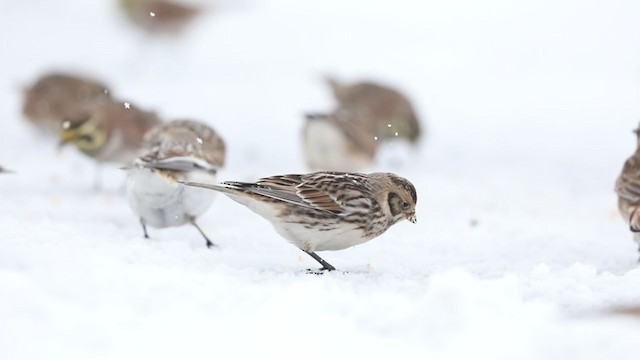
[[326, 76, 423, 144], [126, 119, 226, 247], [119, 0, 202, 34], [615, 124, 640, 258], [22, 72, 111, 134], [182, 171, 417, 272]]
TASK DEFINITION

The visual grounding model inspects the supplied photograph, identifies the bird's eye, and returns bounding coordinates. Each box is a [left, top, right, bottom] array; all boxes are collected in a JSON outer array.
[[401, 201, 409, 209]]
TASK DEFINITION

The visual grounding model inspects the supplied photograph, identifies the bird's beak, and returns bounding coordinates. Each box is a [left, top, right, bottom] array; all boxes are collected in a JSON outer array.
[[407, 212, 417, 224], [58, 125, 79, 150]]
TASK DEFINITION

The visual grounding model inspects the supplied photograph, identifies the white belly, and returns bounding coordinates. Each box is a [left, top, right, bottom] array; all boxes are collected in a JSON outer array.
[[226, 192, 370, 252], [303, 121, 372, 172], [273, 221, 369, 252], [126, 169, 216, 228]]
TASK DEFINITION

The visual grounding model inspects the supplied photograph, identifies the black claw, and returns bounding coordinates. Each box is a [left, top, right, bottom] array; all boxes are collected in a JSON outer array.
[[305, 268, 334, 275], [192, 220, 216, 248]]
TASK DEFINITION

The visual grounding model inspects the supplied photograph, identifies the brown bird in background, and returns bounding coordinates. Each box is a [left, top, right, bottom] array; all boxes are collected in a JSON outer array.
[[22, 72, 112, 134], [118, 0, 202, 34], [326, 76, 423, 144], [302, 110, 378, 172], [59, 100, 162, 165], [614, 124, 640, 258]]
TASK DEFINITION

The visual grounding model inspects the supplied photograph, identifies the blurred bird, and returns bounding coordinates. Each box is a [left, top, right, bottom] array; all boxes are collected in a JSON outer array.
[[119, 0, 202, 34], [22, 72, 111, 134], [608, 305, 640, 317], [182, 171, 417, 271], [59, 100, 162, 188], [60, 100, 161, 164], [0, 166, 13, 174], [302, 110, 378, 172], [615, 125, 640, 258], [126, 119, 225, 248], [326, 76, 423, 144]]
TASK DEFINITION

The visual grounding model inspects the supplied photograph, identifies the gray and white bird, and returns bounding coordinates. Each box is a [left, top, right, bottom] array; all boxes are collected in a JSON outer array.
[[182, 171, 417, 271], [615, 125, 640, 257], [302, 110, 378, 172], [126, 119, 226, 248]]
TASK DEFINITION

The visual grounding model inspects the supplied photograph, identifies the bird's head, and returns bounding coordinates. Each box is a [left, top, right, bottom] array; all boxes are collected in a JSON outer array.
[[59, 114, 107, 155], [382, 173, 417, 224]]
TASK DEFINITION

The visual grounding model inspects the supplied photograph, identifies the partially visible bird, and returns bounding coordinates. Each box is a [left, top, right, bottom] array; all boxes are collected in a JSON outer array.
[[119, 0, 202, 34], [0, 166, 13, 174], [182, 171, 417, 271], [615, 125, 640, 258], [126, 119, 226, 248], [326, 76, 423, 144], [22, 72, 111, 134], [59, 100, 161, 165], [302, 110, 378, 172]]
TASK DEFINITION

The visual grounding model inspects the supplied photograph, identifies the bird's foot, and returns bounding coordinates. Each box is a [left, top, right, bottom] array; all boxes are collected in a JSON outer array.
[[206, 240, 218, 249], [305, 266, 341, 275]]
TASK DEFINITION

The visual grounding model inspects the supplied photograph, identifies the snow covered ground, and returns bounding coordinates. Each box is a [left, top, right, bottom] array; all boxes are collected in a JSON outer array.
[[2, 0, 640, 358]]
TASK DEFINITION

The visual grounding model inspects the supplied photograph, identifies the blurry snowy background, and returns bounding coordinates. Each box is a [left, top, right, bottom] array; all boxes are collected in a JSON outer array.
[[2, 0, 640, 359]]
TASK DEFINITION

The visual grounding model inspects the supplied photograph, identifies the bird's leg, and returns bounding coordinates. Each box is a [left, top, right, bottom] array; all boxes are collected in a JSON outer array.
[[191, 219, 215, 248], [140, 218, 150, 239], [304, 250, 336, 273]]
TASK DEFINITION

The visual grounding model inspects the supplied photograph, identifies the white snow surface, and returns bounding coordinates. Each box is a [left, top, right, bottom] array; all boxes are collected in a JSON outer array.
[[2, 0, 640, 359]]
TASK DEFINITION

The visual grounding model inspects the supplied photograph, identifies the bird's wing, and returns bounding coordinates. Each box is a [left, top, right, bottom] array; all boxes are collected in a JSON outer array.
[[616, 155, 640, 202], [253, 172, 373, 214], [141, 156, 217, 174]]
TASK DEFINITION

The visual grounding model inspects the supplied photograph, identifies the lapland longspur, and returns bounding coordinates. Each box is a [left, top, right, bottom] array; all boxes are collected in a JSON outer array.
[[326, 76, 422, 144], [615, 125, 640, 257], [182, 172, 417, 271], [60, 100, 161, 165], [23, 72, 111, 134], [302, 110, 378, 172], [126, 119, 225, 248]]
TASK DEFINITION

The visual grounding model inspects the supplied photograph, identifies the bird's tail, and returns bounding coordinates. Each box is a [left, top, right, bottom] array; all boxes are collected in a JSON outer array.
[[179, 180, 244, 195]]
